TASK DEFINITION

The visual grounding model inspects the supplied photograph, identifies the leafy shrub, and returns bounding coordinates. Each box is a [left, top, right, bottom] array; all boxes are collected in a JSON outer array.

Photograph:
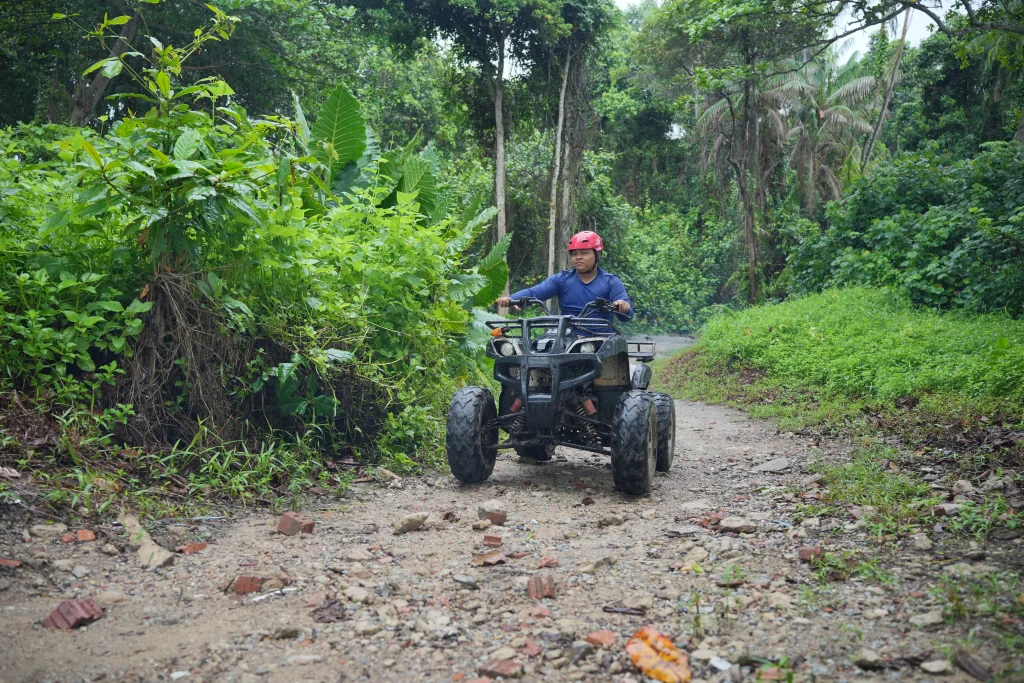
[[786, 143, 1024, 316], [697, 288, 1024, 406], [0, 8, 505, 472]]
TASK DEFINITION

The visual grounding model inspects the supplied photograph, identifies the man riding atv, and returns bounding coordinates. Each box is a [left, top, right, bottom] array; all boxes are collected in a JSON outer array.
[[445, 230, 676, 495], [497, 230, 633, 324]]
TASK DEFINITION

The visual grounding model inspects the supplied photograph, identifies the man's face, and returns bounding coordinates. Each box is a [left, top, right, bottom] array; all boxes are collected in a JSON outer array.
[[570, 249, 596, 273]]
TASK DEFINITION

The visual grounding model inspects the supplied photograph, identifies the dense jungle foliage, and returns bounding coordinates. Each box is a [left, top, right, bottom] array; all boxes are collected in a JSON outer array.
[[1, 0, 1023, 507]]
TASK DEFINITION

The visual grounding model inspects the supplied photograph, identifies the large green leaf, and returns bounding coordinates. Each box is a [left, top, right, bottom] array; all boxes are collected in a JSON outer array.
[[398, 156, 436, 219], [474, 261, 509, 308], [479, 232, 512, 271], [310, 84, 366, 177]]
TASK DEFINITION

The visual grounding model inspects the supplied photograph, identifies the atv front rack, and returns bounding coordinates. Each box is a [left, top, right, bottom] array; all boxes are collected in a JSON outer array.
[[486, 314, 618, 347]]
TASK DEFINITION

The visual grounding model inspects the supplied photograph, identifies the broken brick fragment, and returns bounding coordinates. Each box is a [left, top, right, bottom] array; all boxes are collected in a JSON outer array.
[[798, 546, 823, 562], [42, 599, 104, 630], [175, 542, 207, 555], [585, 629, 618, 649], [482, 534, 502, 547], [520, 641, 542, 658], [531, 605, 551, 618], [76, 529, 96, 542], [232, 576, 263, 594], [0, 558, 22, 568], [60, 533, 75, 543], [479, 659, 523, 678], [526, 574, 556, 600], [537, 556, 559, 568], [276, 511, 314, 536]]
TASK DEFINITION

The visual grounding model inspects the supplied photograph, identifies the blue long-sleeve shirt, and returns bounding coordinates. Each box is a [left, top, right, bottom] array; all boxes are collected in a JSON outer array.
[[511, 268, 634, 324]]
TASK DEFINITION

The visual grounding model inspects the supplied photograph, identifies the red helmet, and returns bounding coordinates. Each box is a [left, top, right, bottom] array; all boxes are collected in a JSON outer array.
[[567, 230, 604, 253]]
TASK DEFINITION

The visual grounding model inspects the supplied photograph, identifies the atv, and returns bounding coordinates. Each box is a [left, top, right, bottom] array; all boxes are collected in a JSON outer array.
[[446, 297, 675, 495]]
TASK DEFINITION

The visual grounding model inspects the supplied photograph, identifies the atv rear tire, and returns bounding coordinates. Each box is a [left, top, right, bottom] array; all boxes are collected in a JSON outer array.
[[515, 444, 555, 462], [611, 390, 657, 495], [652, 392, 676, 472], [446, 387, 498, 484]]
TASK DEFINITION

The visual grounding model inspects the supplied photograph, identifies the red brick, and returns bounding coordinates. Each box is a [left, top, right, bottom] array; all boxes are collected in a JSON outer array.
[[0, 558, 21, 568], [277, 511, 304, 536], [300, 518, 315, 534], [537, 556, 558, 568], [483, 534, 502, 547], [479, 659, 523, 678], [233, 576, 263, 594], [42, 599, 104, 630], [798, 546, 823, 562], [175, 542, 207, 555], [585, 629, 618, 648], [59, 533, 75, 543], [531, 605, 551, 618], [520, 641, 542, 658], [526, 574, 556, 600], [76, 529, 96, 542]]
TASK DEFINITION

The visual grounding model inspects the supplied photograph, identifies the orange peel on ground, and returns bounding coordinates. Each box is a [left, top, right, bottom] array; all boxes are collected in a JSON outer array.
[[625, 625, 692, 683]]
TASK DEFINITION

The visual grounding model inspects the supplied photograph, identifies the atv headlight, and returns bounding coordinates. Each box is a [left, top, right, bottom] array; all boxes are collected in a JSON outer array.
[[577, 342, 596, 354], [498, 341, 516, 356]]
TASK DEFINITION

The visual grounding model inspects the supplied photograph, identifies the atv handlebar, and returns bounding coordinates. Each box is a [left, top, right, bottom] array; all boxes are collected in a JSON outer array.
[[507, 297, 551, 315]]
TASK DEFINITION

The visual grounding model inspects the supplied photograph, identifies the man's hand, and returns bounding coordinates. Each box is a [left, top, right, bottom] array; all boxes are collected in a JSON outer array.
[[496, 296, 513, 308], [612, 299, 631, 314]]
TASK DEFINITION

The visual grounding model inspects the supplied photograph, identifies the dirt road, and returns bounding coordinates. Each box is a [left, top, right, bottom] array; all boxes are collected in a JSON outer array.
[[0, 400, 1016, 682]]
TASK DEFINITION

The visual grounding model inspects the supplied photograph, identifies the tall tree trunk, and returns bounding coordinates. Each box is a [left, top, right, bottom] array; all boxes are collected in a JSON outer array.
[[70, 10, 141, 126], [736, 169, 757, 305], [494, 32, 509, 311], [862, 7, 911, 171], [547, 49, 572, 278]]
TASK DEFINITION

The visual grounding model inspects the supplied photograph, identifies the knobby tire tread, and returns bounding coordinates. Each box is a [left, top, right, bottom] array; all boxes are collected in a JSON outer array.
[[446, 387, 497, 483], [652, 392, 675, 472], [611, 390, 656, 495]]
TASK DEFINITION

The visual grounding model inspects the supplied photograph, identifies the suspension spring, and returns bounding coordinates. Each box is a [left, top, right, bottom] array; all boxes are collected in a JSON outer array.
[[574, 403, 600, 444]]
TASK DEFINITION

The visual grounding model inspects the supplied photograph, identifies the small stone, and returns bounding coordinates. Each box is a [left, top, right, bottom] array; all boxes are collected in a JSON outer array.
[[478, 500, 507, 526], [623, 592, 654, 610], [166, 525, 188, 538], [355, 621, 381, 636], [678, 500, 711, 512], [563, 530, 579, 539], [472, 519, 492, 531], [952, 480, 975, 495], [287, 655, 324, 665], [709, 657, 732, 672], [753, 457, 791, 473], [920, 660, 953, 675], [909, 609, 944, 627], [31, 523, 68, 541], [60, 533, 75, 543], [96, 590, 127, 605], [584, 630, 617, 648], [719, 517, 757, 533], [911, 534, 934, 551], [345, 547, 373, 562], [864, 608, 888, 619], [344, 586, 371, 604], [598, 515, 624, 528], [169, 672, 190, 681], [934, 503, 961, 517], [855, 649, 884, 670], [175, 542, 206, 555], [684, 547, 709, 564], [569, 640, 595, 662], [273, 627, 302, 639], [690, 649, 717, 662], [527, 574, 556, 600], [537, 556, 558, 568], [479, 658, 523, 678], [490, 646, 516, 660], [393, 512, 429, 535], [982, 477, 1006, 492], [71, 565, 90, 579], [453, 574, 480, 590], [42, 599, 104, 630], [101, 543, 119, 556]]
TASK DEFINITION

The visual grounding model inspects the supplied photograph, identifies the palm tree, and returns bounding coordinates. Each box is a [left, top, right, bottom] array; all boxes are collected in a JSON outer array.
[[773, 48, 876, 215]]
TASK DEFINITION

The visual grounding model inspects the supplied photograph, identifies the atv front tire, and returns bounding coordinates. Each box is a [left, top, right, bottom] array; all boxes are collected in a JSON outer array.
[[446, 387, 498, 484], [611, 390, 657, 495], [652, 392, 676, 472]]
